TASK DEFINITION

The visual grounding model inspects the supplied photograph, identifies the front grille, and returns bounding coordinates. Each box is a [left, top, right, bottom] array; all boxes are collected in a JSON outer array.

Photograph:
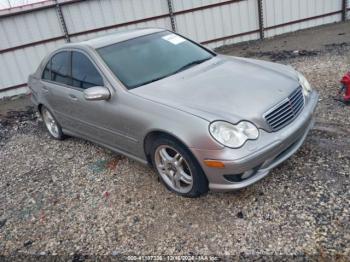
[[264, 87, 304, 131]]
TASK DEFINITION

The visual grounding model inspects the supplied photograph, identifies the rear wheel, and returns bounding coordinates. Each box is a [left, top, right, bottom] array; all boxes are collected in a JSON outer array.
[[41, 106, 64, 140], [150, 136, 208, 197]]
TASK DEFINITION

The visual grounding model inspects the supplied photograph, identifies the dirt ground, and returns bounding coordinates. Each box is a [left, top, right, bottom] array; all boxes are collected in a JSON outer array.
[[1, 22, 350, 260]]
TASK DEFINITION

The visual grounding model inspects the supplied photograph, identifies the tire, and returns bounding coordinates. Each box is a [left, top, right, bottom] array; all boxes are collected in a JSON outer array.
[[150, 136, 208, 197], [41, 106, 65, 140]]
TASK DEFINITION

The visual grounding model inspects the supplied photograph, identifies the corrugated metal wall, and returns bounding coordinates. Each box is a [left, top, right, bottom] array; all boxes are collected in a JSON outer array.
[[174, 0, 260, 49], [0, 0, 348, 98], [263, 0, 343, 38], [63, 0, 172, 42], [0, 3, 65, 97]]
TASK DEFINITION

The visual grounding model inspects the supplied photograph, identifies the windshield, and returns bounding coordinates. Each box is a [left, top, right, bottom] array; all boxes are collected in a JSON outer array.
[[97, 31, 214, 89]]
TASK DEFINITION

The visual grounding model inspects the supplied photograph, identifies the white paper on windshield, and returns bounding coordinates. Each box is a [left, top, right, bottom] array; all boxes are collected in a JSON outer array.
[[162, 34, 186, 45]]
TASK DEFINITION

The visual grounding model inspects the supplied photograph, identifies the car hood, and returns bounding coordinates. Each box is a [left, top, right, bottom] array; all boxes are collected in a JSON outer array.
[[131, 55, 300, 130]]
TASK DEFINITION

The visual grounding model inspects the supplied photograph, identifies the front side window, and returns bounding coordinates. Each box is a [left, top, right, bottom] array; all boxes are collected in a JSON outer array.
[[72, 51, 104, 89], [42, 60, 51, 80], [51, 51, 71, 86], [97, 31, 214, 89], [42, 50, 103, 89]]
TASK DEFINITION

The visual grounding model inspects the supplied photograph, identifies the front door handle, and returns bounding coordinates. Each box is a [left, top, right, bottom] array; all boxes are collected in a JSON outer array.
[[68, 94, 78, 101]]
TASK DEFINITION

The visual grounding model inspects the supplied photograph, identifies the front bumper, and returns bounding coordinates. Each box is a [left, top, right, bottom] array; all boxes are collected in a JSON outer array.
[[191, 90, 319, 192]]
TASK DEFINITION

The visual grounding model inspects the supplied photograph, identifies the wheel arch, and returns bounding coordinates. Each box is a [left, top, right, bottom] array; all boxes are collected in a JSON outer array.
[[143, 130, 194, 167], [143, 129, 209, 196]]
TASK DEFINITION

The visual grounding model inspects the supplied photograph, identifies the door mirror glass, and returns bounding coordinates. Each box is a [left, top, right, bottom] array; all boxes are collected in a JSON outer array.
[[84, 86, 111, 101]]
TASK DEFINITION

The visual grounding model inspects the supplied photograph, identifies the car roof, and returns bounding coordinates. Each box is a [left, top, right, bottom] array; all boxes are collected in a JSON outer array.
[[71, 28, 166, 50]]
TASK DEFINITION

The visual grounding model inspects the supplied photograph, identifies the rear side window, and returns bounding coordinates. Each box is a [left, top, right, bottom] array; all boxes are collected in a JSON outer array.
[[51, 51, 71, 86], [72, 51, 103, 89]]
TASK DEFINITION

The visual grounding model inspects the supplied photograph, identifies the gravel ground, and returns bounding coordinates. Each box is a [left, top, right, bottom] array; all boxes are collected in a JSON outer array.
[[1, 23, 350, 260]]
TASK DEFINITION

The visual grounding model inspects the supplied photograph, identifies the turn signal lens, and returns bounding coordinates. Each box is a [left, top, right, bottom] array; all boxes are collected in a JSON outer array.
[[204, 160, 225, 168]]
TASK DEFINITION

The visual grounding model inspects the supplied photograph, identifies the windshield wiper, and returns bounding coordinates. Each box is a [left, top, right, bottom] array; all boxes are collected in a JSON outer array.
[[173, 57, 212, 74], [133, 75, 172, 88], [131, 57, 212, 88]]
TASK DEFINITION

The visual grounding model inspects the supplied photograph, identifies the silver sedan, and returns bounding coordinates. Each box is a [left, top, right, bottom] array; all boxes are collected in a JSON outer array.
[[28, 28, 318, 197]]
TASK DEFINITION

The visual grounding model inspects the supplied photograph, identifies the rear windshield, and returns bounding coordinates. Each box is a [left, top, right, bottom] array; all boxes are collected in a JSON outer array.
[[97, 31, 214, 89]]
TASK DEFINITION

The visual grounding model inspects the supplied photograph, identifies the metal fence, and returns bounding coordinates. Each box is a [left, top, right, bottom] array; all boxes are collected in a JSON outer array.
[[0, 0, 349, 98]]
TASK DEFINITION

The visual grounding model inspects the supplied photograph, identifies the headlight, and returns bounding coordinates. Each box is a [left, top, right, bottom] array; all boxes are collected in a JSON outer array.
[[209, 121, 259, 148], [298, 72, 312, 97]]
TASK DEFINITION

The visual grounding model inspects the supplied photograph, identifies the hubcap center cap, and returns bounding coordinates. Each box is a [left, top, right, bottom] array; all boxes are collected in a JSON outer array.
[[167, 163, 177, 172]]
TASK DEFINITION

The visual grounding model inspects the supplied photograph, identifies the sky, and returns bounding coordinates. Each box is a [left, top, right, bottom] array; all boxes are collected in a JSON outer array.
[[0, 0, 48, 10]]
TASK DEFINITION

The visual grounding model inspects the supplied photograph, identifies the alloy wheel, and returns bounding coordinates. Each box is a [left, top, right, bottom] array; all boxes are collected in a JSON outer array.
[[154, 145, 193, 194], [42, 108, 60, 138]]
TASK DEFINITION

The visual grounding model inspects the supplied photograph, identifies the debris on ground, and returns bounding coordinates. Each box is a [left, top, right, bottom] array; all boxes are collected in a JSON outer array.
[[246, 49, 319, 61]]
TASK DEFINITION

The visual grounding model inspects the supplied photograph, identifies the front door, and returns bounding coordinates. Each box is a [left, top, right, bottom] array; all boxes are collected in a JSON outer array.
[[41, 49, 136, 153], [63, 51, 136, 152]]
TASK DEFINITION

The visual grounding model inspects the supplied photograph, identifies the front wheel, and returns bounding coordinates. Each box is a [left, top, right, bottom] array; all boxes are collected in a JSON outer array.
[[41, 106, 64, 140], [151, 136, 208, 197]]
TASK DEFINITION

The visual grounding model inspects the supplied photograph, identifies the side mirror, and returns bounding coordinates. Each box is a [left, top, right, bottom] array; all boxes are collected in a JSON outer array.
[[84, 86, 111, 101]]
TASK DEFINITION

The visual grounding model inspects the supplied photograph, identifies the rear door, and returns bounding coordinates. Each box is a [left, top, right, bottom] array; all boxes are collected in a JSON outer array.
[[40, 51, 74, 128]]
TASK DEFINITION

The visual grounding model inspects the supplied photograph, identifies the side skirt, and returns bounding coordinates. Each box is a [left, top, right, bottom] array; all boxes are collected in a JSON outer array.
[[62, 129, 150, 166]]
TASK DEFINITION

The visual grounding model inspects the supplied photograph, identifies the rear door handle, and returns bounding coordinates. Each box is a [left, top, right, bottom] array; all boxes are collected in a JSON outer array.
[[68, 94, 78, 101], [42, 87, 49, 93]]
